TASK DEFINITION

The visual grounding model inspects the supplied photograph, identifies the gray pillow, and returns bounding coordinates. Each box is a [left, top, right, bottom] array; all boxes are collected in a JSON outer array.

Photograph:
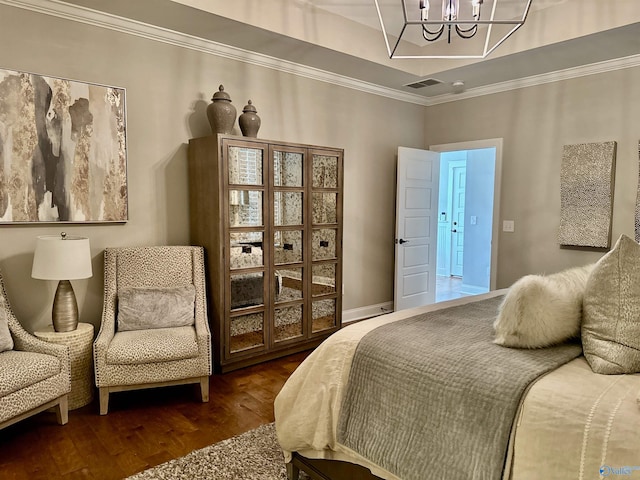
[[582, 234, 640, 374], [117, 285, 196, 332], [0, 308, 14, 352]]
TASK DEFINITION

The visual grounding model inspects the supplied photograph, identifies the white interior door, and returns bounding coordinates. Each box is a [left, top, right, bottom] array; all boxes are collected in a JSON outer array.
[[394, 147, 440, 311], [450, 163, 466, 277]]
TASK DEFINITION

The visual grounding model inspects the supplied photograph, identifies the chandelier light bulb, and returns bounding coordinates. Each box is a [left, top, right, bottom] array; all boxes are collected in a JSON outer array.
[[420, 0, 429, 20], [443, 0, 459, 21]]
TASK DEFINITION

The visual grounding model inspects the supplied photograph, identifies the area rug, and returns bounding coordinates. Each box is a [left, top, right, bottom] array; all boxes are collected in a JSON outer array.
[[128, 423, 305, 480]]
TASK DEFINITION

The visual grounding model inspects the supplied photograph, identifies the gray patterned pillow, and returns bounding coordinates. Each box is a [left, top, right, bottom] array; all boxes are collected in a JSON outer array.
[[117, 285, 196, 332], [582, 234, 640, 374], [0, 308, 13, 352]]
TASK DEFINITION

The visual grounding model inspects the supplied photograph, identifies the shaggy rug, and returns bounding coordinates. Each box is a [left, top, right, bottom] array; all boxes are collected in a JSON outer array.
[[128, 423, 306, 480]]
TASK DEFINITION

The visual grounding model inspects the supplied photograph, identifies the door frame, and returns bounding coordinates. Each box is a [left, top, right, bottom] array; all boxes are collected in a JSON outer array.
[[429, 138, 503, 291]]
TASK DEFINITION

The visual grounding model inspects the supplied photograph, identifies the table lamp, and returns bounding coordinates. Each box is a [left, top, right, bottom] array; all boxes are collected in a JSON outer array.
[[31, 232, 93, 332]]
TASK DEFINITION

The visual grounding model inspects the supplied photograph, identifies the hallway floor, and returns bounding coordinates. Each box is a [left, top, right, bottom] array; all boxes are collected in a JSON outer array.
[[436, 275, 473, 303]]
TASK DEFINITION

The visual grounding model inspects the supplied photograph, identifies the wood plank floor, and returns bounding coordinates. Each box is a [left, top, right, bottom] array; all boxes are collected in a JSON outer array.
[[0, 351, 309, 480]]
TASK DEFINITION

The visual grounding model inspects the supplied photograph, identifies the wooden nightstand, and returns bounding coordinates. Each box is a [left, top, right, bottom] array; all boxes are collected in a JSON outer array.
[[34, 323, 95, 410]]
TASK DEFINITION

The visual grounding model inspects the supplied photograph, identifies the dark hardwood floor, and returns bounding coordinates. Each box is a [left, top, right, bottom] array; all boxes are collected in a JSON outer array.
[[0, 351, 309, 480]]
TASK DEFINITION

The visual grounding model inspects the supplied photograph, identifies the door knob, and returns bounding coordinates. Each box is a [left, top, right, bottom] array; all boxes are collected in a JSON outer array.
[[398, 238, 410, 244], [451, 229, 457, 233]]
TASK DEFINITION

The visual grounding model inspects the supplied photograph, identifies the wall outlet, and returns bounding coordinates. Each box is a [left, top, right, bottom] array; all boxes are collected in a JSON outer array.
[[503, 220, 515, 232], [470, 215, 477, 225]]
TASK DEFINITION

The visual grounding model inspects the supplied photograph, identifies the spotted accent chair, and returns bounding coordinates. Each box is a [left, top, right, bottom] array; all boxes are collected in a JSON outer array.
[[0, 270, 71, 430], [93, 246, 212, 415]]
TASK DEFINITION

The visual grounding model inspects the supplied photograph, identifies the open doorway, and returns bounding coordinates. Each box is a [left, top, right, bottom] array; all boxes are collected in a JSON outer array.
[[393, 140, 502, 311], [431, 142, 500, 303]]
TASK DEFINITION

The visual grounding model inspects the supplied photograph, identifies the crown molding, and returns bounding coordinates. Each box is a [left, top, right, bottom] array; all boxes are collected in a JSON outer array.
[[1, 0, 638, 108], [427, 54, 640, 106], [0, 0, 431, 106]]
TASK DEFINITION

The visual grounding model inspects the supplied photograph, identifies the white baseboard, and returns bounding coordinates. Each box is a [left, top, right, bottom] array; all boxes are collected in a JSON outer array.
[[343, 301, 394, 324]]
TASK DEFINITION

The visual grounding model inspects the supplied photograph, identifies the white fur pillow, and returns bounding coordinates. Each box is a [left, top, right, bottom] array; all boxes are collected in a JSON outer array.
[[494, 264, 594, 348]]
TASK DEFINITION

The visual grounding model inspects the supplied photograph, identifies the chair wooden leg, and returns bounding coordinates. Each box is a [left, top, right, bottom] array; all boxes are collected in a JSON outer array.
[[55, 395, 69, 425], [99, 387, 110, 415], [200, 376, 209, 403]]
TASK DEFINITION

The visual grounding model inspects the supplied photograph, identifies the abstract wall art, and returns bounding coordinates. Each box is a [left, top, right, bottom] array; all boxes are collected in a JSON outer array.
[[558, 141, 616, 248], [0, 68, 127, 223]]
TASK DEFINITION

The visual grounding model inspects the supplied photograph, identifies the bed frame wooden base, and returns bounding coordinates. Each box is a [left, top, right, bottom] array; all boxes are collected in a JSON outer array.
[[287, 452, 383, 480]]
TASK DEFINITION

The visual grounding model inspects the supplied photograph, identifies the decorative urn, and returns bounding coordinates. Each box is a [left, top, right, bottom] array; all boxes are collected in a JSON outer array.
[[239, 100, 261, 138], [206, 85, 236, 135]]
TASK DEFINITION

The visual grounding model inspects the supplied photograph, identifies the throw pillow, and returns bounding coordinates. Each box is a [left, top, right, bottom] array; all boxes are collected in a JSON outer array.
[[0, 308, 14, 352], [494, 263, 594, 348], [117, 285, 196, 332], [582, 234, 640, 374]]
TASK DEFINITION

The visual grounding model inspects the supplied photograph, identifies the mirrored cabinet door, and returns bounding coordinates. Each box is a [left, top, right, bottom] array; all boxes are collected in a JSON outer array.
[[229, 191, 263, 228], [312, 153, 338, 189], [228, 145, 264, 185], [309, 148, 342, 339], [188, 134, 342, 372], [273, 150, 303, 187], [229, 311, 265, 353], [312, 298, 337, 333]]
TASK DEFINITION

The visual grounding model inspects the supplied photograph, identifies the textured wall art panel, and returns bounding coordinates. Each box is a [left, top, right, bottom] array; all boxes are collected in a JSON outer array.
[[0, 68, 127, 223], [558, 141, 616, 248], [636, 141, 640, 243]]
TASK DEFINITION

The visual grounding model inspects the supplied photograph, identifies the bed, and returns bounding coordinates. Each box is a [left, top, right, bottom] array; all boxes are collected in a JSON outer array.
[[274, 290, 640, 480]]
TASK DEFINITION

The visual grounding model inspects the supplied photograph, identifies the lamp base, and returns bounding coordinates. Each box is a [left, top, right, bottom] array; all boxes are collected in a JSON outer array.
[[52, 280, 79, 332]]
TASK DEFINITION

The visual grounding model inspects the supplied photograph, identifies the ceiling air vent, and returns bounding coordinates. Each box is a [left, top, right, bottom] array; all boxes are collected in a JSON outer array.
[[405, 78, 443, 89]]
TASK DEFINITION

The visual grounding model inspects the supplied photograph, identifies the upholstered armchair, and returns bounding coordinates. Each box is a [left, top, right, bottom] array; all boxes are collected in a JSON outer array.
[[93, 246, 212, 415], [0, 270, 71, 430]]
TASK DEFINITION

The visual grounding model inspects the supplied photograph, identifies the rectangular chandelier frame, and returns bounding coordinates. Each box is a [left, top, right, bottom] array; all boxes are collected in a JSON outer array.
[[373, 0, 533, 59]]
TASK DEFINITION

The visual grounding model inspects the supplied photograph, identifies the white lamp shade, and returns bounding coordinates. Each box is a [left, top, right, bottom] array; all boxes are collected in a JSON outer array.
[[32, 234, 93, 280]]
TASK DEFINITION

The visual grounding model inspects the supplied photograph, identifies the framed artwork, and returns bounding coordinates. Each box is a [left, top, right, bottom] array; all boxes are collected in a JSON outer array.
[[558, 141, 616, 248], [0, 68, 127, 223]]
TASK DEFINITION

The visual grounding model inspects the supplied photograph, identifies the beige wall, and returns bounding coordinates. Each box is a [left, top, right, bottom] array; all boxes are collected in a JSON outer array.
[[0, 5, 425, 332], [425, 66, 640, 288], [2, 5, 638, 334]]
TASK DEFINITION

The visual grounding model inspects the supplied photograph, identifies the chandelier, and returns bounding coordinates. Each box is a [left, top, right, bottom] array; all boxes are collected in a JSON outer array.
[[373, 0, 532, 59]]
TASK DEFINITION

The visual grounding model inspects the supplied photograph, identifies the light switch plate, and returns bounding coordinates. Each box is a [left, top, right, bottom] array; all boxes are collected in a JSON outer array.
[[503, 220, 515, 232]]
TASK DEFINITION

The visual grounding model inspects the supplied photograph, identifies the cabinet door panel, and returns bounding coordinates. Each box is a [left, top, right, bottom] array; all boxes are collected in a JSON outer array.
[[229, 190, 263, 227], [275, 267, 304, 302], [312, 154, 338, 188], [274, 230, 303, 264], [230, 272, 264, 310], [312, 298, 336, 332], [228, 146, 263, 185], [312, 192, 337, 224], [274, 150, 303, 187], [312, 263, 336, 296], [274, 192, 303, 226], [229, 312, 265, 353], [230, 232, 263, 269], [274, 305, 303, 343], [312, 228, 337, 261]]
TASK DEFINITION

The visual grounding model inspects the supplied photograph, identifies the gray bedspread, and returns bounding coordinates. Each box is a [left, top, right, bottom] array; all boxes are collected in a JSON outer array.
[[336, 296, 582, 480]]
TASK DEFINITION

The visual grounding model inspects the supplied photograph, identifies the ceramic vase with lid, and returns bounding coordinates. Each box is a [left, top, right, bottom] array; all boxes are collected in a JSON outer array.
[[239, 100, 261, 138], [207, 85, 236, 135]]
